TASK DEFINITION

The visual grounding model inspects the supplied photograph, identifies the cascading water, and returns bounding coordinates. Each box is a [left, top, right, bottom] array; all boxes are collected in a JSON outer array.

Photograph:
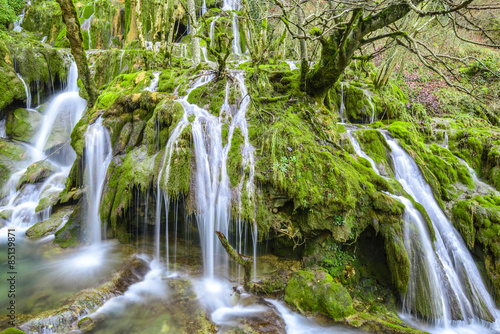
[[339, 83, 345, 123], [285, 60, 298, 70], [383, 132, 500, 330], [155, 71, 256, 280], [84, 118, 112, 244], [222, 0, 242, 55], [81, 1, 96, 49], [346, 128, 380, 176], [201, 46, 209, 62], [0, 119, 6, 138], [119, 50, 125, 73], [143, 71, 161, 92], [13, 7, 26, 32], [443, 131, 449, 149], [16, 73, 31, 110], [202, 0, 207, 15], [210, 18, 218, 48], [0, 61, 86, 234]]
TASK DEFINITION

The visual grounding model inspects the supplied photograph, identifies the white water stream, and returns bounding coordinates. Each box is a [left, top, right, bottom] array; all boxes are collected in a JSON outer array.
[[0, 62, 86, 236], [346, 128, 500, 332]]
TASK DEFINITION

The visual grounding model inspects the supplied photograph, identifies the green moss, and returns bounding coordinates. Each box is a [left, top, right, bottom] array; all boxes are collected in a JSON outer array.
[[227, 128, 244, 187], [284, 268, 355, 320], [26, 206, 74, 238], [6, 108, 41, 142], [17, 160, 57, 190]]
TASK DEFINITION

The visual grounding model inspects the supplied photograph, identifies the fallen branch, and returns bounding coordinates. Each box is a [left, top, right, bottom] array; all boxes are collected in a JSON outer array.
[[215, 231, 252, 291]]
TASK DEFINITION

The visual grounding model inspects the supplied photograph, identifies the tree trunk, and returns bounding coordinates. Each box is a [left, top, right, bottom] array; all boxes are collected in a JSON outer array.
[[186, 0, 200, 66], [55, 0, 98, 107], [135, 0, 145, 48], [216, 231, 252, 291], [296, 6, 308, 91]]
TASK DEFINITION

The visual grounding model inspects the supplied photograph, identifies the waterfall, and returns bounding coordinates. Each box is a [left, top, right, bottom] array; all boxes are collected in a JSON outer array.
[[0, 119, 6, 138], [383, 132, 499, 326], [155, 71, 256, 279], [0, 61, 86, 233], [202, 0, 207, 15], [81, 1, 96, 49], [201, 46, 209, 62], [443, 131, 448, 149], [222, 0, 242, 55], [84, 118, 112, 244], [365, 92, 375, 123], [16, 73, 31, 110], [143, 71, 161, 92], [210, 18, 218, 48], [339, 83, 345, 123], [346, 128, 380, 175], [33, 62, 86, 161], [119, 50, 125, 73], [13, 8, 26, 32], [285, 60, 298, 70]]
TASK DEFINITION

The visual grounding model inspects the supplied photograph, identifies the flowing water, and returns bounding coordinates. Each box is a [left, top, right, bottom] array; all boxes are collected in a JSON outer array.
[[84, 118, 112, 244], [285, 60, 298, 70], [16, 73, 31, 110], [339, 83, 346, 123], [0, 119, 5, 138], [143, 71, 161, 92], [12, 8, 25, 32], [345, 128, 500, 332], [0, 62, 85, 235], [383, 132, 500, 331], [81, 1, 96, 49], [222, 0, 242, 55]]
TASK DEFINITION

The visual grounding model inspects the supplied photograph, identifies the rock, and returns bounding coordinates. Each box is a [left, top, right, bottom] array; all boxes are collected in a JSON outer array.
[[16, 160, 57, 190], [54, 197, 85, 248], [26, 206, 75, 238], [284, 268, 355, 321], [6, 108, 42, 142], [0, 41, 26, 114], [219, 294, 287, 334]]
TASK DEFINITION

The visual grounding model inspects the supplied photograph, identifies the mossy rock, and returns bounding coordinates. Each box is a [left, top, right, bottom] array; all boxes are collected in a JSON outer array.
[[0, 329, 27, 334], [284, 268, 355, 320], [16, 160, 57, 190], [0, 40, 26, 113], [26, 206, 75, 238], [54, 198, 85, 248], [6, 108, 42, 142]]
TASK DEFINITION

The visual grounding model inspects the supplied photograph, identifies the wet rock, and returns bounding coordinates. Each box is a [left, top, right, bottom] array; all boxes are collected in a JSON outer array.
[[16, 160, 57, 190], [220, 294, 287, 334], [54, 197, 85, 248], [284, 268, 355, 321], [26, 206, 74, 238], [6, 108, 42, 142]]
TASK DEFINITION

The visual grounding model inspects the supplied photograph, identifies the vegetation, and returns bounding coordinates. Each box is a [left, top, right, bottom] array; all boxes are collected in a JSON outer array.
[[0, 0, 499, 333]]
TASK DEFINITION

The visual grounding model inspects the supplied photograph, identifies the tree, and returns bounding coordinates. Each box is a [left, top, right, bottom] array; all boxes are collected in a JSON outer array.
[[271, 0, 500, 100], [187, 0, 201, 66], [55, 0, 98, 107]]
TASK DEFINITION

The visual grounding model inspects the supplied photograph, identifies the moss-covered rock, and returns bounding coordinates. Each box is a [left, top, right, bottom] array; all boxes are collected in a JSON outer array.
[[452, 195, 500, 304], [284, 268, 355, 320], [6, 108, 41, 142], [16, 160, 57, 190], [0, 38, 26, 114], [54, 197, 85, 248], [26, 206, 74, 238]]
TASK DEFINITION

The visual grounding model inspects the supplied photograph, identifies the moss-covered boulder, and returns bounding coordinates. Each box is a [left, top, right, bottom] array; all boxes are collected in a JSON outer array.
[[284, 268, 355, 320], [26, 206, 74, 238], [54, 198, 85, 247], [16, 160, 57, 190], [6, 108, 42, 142], [0, 39, 26, 114]]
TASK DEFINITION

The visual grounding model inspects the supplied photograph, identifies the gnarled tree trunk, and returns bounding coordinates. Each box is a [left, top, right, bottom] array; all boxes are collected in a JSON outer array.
[[55, 0, 98, 107]]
